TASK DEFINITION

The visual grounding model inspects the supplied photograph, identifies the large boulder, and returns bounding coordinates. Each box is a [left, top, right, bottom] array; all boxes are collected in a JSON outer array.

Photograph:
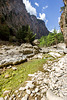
[[22, 48, 33, 55], [21, 43, 33, 48], [33, 39, 40, 46], [46, 89, 63, 100]]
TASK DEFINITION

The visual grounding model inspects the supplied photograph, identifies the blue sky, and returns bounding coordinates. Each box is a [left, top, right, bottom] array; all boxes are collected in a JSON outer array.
[[23, 0, 64, 32]]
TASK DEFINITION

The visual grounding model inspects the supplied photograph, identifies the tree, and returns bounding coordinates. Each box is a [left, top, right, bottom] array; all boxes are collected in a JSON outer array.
[[16, 25, 35, 43]]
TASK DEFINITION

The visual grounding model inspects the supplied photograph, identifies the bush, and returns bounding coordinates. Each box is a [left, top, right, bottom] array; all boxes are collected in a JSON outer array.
[[0, 25, 10, 40], [16, 25, 36, 43], [39, 29, 64, 47]]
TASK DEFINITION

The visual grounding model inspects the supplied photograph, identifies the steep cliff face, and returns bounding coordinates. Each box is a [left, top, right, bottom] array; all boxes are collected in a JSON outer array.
[[0, 0, 49, 39], [60, 0, 67, 47]]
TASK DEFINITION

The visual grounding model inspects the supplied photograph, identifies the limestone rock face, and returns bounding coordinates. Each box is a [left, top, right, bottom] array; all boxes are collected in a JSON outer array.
[[0, 0, 49, 38], [60, 0, 67, 47]]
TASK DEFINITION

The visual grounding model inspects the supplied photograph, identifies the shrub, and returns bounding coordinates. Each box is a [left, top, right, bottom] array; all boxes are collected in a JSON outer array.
[[16, 25, 35, 43], [39, 29, 64, 47], [0, 25, 10, 40]]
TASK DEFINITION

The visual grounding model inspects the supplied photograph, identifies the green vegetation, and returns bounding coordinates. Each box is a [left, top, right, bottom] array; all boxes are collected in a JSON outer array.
[[16, 25, 36, 43], [0, 23, 35, 43], [0, 58, 47, 96], [0, 25, 10, 41], [39, 29, 64, 47]]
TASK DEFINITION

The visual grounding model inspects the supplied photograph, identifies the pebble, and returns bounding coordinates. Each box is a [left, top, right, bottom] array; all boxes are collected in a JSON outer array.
[[3, 90, 10, 96], [5, 74, 10, 78], [35, 88, 39, 93], [26, 89, 31, 94], [19, 87, 25, 91], [21, 94, 28, 100]]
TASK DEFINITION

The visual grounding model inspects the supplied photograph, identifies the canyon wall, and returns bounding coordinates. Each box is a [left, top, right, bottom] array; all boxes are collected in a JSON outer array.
[[0, 0, 49, 39], [60, 0, 67, 47]]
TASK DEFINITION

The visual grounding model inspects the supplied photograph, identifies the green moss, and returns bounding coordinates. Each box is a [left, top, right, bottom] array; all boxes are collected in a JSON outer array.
[[0, 58, 47, 96]]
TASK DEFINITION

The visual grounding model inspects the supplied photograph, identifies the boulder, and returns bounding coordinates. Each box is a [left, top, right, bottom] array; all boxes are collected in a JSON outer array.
[[23, 48, 33, 55], [39, 48, 49, 54], [21, 43, 33, 48], [64, 48, 67, 54], [46, 89, 63, 100], [33, 39, 40, 46]]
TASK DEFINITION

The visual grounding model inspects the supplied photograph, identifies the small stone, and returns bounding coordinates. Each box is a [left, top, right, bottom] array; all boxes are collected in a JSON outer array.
[[19, 87, 25, 91], [15, 90, 18, 93], [26, 89, 31, 94], [12, 67, 17, 71], [5, 74, 10, 78], [35, 88, 39, 93], [4, 95, 8, 100], [64, 48, 67, 54], [3, 90, 10, 96], [41, 88, 47, 94], [35, 97, 38, 100], [9, 97, 12, 100], [18, 95, 21, 98], [7, 65, 12, 69], [21, 94, 28, 100], [30, 93, 34, 97], [26, 81, 34, 89], [41, 96, 46, 100], [12, 94, 16, 98], [32, 90, 35, 94]]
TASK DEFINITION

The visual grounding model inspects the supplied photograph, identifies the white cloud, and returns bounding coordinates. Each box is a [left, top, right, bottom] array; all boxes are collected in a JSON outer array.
[[35, 2, 39, 7], [38, 13, 46, 21], [43, 6, 48, 10], [23, 0, 37, 16], [58, 17, 60, 23]]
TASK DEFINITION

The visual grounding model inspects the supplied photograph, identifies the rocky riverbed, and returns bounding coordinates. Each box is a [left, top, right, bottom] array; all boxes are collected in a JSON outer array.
[[0, 42, 67, 100]]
